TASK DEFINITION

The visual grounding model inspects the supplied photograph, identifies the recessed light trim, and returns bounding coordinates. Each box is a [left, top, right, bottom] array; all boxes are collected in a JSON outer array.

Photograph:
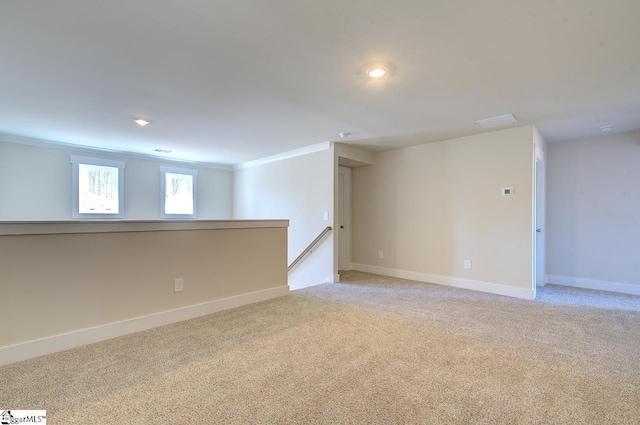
[[339, 132, 351, 138], [368, 68, 386, 78], [134, 118, 150, 126], [153, 148, 172, 154]]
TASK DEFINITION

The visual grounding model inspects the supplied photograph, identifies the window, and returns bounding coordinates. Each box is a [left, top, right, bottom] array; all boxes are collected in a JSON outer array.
[[71, 156, 125, 219], [160, 166, 197, 218]]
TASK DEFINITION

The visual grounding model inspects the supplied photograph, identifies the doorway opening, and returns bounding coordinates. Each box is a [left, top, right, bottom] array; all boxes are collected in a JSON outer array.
[[338, 166, 351, 271], [533, 155, 546, 297]]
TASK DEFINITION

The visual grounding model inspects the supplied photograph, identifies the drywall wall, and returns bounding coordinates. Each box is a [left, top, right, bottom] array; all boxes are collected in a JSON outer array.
[[351, 126, 535, 298], [0, 140, 233, 220], [335, 143, 375, 168], [0, 220, 288, 364], [546, 131, 640, 294], [234, 147, 334, 289]]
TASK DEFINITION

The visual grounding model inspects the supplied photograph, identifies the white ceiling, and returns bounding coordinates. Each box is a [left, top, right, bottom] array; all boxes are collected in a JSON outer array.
[[1, 0, 639, 165]]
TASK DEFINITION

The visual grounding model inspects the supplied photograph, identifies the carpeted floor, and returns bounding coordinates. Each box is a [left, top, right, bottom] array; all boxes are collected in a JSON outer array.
[[1, 270, 639, 424]]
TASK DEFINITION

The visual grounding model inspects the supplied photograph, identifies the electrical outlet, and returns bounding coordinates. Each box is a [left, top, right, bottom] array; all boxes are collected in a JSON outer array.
[[464, 260, 471, 270], [378, 251, 384, 259], [174, 278, 184, 292]]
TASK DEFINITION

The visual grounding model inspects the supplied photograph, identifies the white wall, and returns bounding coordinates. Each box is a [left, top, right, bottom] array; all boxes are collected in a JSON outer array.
[[0, 140, 233, 220], [233, 148, 334, 290], [335, 143, 375, 167], [546, 131, 640, 294], [0, 221, 288, 365], [351, 126, 536, 299]]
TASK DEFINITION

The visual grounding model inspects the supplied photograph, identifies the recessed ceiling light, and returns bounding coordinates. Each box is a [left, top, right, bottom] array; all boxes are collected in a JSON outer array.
[[339, 132, 351, 138], [600, 125, 613, 132], [368, 68, 386, 78], [134, 118, 150, 126], [153, 148, 172, 154]]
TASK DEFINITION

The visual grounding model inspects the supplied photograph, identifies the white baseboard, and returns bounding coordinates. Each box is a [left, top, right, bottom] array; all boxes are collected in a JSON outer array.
[[328, 274, 340, 283], [351, 264, 534, 300], [0, 285, 289, 366], [546, 275, 640, 296]]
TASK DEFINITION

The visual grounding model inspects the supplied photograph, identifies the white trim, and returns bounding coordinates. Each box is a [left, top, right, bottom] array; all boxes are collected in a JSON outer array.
[[338, 166, 351, 271], [0, 219, 289, 236], [327, 274, 340, 283], [72, 156, 126, 219], [531, 146, 536, 297], [160, 166, 198, 219], [0, 133, 232, 170], [159, 166, 198, 176], [0, 285, 289, 366], [351, 263, 535, 300], [546, 275, 640, 296], [537, 276, 548, 287], [71, 155, 126, 168], [234, 141, 332, 170]]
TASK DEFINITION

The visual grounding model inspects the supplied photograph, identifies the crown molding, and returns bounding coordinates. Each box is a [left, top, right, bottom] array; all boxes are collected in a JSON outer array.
[[0, 133, 233, 171]]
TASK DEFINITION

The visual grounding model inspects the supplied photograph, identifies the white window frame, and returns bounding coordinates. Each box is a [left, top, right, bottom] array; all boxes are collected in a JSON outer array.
[[71, 155, 125, 219], [160, 166, 198, 219]]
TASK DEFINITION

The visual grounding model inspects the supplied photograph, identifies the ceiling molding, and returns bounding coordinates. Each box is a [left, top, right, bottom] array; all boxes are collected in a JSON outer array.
[[234, 141, 332, 170], [0, 133, 233, 171]]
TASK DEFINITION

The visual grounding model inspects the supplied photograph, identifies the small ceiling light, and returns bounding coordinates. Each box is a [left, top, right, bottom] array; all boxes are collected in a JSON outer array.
[[600, 125, 613, 132], [134, 118, 150, 126], [339, 132, 351, 138], [153, 148, 172, 154], [368, 68, 386, 78]]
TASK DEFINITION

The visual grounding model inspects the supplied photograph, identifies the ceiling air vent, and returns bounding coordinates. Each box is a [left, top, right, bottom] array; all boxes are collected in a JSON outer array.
[[476, 114, 518, 129]]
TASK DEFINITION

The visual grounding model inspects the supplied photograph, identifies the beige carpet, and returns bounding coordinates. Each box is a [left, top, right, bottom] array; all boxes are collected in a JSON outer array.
[[1, 270, 639, 424]]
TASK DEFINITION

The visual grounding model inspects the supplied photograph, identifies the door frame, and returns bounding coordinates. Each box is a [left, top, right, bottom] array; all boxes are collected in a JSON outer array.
[[338, 166, 352, 271], [534, 157, 546, 288]]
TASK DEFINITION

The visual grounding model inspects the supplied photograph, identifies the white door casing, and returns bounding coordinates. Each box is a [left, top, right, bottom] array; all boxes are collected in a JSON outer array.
[[338, 166, 351, 270]]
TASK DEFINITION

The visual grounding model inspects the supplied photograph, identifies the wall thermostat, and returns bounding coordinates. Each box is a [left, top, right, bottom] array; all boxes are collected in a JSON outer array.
[[502, 187, 514, 196]]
